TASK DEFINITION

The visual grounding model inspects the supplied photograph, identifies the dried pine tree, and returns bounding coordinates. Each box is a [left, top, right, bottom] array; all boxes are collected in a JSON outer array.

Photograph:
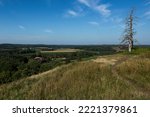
[[121, 8, 137, 52]]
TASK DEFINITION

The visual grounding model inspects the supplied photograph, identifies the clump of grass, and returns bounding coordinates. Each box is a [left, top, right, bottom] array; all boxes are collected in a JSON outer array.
[[121, 47, 150, 55], [116, 57, 150, 99], [139, 51, 150, 59]]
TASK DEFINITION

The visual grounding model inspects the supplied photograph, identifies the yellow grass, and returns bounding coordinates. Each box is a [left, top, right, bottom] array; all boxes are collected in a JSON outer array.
[[41, 48, 81, 53]]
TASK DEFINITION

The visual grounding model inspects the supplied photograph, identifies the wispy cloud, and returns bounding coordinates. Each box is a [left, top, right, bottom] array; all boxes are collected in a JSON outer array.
[[78, 0, 111, 17], [18, 25, 25, 30], [78, 0, 90, 7], [44, 29, 53, 33], [144, 11, 150, 19], [67, 10, 79, 17], [95, 4, 111, 17], [65, 5, 86, 18], [145, 11, 150, 15], [111, 17, 123, 23], [145, 1, 150, 5], [88, 21, 99, 26]]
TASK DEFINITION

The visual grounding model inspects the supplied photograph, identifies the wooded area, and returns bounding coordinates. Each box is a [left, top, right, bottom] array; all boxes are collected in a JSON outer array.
[[0, 44, 116, 84]]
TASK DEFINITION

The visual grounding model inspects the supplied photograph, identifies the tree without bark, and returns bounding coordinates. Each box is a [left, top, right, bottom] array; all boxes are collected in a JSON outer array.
[[121, 8, 137, 52]]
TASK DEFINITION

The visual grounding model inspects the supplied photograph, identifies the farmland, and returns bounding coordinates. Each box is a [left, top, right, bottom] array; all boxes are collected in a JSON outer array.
[[41, 48, 81, 53]]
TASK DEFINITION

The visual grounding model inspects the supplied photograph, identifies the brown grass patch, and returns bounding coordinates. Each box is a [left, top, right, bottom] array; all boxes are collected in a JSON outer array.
[[41, 48, 81, 53]]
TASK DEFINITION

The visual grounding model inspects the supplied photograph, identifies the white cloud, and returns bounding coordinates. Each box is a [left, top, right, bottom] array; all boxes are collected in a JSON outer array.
[[78, 0, 111, 17], [78, 0, 90, 7], [44, 29, 53, 33], [67, 10, 79, 17], [145, 11, 150, 16], [144, 11, 150, 19], [95, 4, 111, 17], [18, 25, 25, 30], [88, 21, 99, 26]]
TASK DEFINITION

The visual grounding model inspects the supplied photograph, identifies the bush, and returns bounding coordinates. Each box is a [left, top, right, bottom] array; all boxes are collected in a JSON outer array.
[[0, 71, 11, 84]]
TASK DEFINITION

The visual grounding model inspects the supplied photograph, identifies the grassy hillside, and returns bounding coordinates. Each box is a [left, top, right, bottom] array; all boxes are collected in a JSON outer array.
[[0, 49, 150, 100]]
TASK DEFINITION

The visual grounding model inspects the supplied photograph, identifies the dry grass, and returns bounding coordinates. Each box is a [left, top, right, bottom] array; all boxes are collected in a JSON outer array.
[[0, 52, 150, 100], [93, 57, 117, 65], [116, 58, 150, 97], [41, 48, 81, 53]]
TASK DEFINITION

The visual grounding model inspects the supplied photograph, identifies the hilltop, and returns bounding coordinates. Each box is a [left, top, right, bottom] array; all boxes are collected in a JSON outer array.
[[0, 48, 150, 100]]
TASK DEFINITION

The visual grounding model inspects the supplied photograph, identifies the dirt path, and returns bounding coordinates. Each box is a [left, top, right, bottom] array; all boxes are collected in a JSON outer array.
[[112, 65, 150, 95], [28, 67, 60, 80], [93, 55, 150, 95], [92, 55, 129, 66]]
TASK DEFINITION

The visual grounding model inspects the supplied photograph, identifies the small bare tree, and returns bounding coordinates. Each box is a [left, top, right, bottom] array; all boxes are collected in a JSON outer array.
[[121, 8, 137, 52]]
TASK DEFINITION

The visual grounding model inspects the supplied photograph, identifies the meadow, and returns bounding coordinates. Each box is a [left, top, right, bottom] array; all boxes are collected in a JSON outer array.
[[41, 48, 81, 53]]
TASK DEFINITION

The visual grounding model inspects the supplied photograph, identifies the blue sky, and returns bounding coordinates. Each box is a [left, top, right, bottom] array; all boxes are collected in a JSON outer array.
[[0, 0, 150, 44]]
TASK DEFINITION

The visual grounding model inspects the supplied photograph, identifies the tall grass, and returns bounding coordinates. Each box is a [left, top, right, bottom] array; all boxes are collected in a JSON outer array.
[[0, 52, 150, 100], [122, 47, 150, 55]]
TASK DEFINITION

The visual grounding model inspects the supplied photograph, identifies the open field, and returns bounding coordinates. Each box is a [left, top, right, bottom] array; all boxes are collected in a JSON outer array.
[[41, 48, 81, 53], [0, 48, 149, 100]]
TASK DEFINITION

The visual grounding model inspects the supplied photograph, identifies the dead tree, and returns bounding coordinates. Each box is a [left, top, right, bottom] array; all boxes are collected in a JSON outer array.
[[121, 9, 136, 52]]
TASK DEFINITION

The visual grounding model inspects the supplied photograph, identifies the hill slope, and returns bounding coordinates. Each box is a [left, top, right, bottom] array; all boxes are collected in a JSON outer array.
[[0, 52, 150, 100]]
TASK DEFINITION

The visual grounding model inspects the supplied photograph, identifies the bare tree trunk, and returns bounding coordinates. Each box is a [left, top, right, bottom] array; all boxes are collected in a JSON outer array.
[[129, 41, 132, 53]]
